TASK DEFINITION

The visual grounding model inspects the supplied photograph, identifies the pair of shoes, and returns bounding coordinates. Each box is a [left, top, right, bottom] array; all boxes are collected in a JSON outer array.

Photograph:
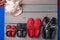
[[42, 17, 57, 39], [6, 25, 16, 37], [26, 18, 41, 38], [17, 23, 26, 37]]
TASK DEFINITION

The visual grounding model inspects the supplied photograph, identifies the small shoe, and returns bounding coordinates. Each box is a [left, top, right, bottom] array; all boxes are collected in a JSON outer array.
[[17, 23, 23, 37], [22, 23, 26, 37], [6, 25, 11, 37], [11, 25, 16, 37], [17, 23, 26, 37]]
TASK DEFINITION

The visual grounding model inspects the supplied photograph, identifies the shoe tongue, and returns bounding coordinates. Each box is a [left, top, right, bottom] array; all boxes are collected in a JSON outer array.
[[43, 17, 50, 25], [22, 24, 26, 29], [35, 20, 40, 25], [51, 17, 56, 25], [6, 25, 11, 29], [34, 19, 41, 28], [29, 21, 33, 25], [12, 25, 16, 29], [28, 19, 33, 25], [17, 23, 22, 30]]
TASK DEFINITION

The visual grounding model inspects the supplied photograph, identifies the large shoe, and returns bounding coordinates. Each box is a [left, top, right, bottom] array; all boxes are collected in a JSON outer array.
[[34, 18, 41, 38], [6, 25, 11, 37], [26, 18, 34, 38], [42, 17, 50, 39], [49, 17, 57, 39], [17, 23, 26, 37]]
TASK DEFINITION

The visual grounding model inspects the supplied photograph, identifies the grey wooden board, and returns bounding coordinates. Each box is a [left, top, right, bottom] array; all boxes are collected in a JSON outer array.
[[5, 13, 57, 23], [22, 5, 57, 11], [22, 0, 57, 4], [5, 5, 57, 12]]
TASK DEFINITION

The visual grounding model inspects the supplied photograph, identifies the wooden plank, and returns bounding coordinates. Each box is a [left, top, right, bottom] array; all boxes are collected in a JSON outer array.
[[5, 13, 57, 23], [23, 5, 57, 11], [22, 0, 57, 4]]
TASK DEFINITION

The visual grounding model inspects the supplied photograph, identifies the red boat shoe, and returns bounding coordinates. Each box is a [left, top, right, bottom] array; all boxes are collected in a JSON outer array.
[[34, 18, 41, 38], [26, 18, 34, 38]]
